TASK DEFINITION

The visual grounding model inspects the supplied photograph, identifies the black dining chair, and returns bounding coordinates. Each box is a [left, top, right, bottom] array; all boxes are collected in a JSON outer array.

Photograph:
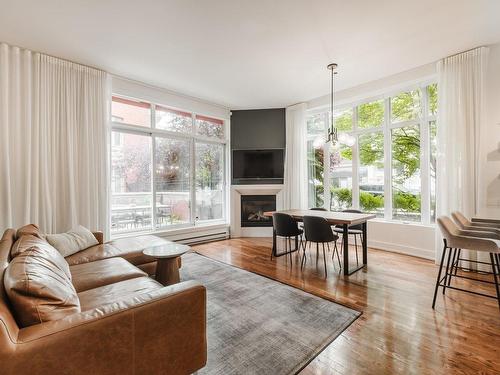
[[272, 213, 304, 264], [302, 216, 340, 276], [310, 207, 327, 211], [333, 209, 363, 266]]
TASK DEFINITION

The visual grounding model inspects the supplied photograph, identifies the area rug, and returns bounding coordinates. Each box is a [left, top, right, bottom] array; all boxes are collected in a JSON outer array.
[[180, 253, 360, 375]]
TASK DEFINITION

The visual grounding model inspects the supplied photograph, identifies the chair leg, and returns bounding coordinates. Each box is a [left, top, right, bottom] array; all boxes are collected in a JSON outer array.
[[454, 249, 461, 275], [442, 246, 453, 295], [447, 248, 457, 287], [301, 241, 307, 269], [288, 237, 293, 265], [354, 234, 359, 266], [490, 253, 500, 309], [432, 244, 447, 309], [330, 241, 341, 269], [322, 242, 327, 277]]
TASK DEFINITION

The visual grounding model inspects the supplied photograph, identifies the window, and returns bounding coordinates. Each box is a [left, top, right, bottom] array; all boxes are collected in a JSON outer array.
[[196, 115, 224, 139], [155, 137, 191, 228], [111, 133, 152, 232], [111, 96, 227, 235], [391, 125, 421, 221], [358, 132, 384, 216], [330, 143, 353, 210], [307, 114, 326, 208], [195, 142, 224, 221], [111, 96, 151, 127], [307, 81, 437, 224], [155, 106, 192, 133]]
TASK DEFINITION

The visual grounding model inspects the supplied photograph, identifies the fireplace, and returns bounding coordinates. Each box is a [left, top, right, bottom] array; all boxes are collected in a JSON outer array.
[[240, 195, 276, 227]]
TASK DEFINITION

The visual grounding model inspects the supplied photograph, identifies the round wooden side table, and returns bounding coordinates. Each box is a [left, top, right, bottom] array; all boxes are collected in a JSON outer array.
[[143, 243, 190, 286]]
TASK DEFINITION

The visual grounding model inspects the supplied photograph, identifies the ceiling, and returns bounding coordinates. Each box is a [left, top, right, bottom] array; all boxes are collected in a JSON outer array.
[[1, 0, 499, 109]]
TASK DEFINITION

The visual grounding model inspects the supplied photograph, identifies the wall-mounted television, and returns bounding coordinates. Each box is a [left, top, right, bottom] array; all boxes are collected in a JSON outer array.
[[232, 149, 284, 180]]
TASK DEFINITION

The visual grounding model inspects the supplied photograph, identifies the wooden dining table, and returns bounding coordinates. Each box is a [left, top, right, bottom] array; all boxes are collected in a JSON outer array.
[[264, 209, 376, 276]]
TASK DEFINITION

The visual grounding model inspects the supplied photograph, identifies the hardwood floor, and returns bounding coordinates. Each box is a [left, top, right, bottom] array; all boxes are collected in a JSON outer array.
[[193, 237, 500, 375]]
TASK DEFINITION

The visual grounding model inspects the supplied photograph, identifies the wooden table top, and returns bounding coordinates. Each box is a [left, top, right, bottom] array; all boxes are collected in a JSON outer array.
[[264, 209, 376, 225]]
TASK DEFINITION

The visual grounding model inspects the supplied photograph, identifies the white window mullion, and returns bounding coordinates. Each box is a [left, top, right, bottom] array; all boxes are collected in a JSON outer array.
[[420, 86, 431, 224], [323, 112, 331, 210], [383, 97, 392, 219], [151, 104, 157, 231], [352, 106, 360, 210], [190, 138, 197, 225], [151, 135, 157, 230]]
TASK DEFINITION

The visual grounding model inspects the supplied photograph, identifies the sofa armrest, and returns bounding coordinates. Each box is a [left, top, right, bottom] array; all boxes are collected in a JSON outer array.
[[92, 231, 104, 244], [10, 281, 206, 375]]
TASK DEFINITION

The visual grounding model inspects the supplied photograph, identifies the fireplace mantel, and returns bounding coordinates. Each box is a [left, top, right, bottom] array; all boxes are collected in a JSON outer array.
[[230, 184, 284, 237]]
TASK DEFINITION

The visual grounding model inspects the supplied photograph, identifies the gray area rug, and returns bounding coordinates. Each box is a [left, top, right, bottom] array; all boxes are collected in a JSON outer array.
[[180, 253, 360, 375]]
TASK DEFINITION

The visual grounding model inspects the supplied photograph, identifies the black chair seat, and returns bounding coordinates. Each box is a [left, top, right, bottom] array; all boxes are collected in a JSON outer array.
[[271, 213, 304, 264], [302, 215, 341, 276]]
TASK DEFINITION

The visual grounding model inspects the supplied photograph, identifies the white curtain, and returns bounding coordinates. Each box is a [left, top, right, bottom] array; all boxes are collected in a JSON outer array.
[[0, 43, 109, 234], [283, 103, 308, 210], [435, 47, 489, 263]]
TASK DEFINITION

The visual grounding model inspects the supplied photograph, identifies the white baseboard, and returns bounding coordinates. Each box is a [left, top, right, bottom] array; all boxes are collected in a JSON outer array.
[[368, 240, 434, 260]]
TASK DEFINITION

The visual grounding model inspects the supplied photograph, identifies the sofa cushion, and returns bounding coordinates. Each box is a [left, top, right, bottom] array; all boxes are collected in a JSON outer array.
[[4, 245, 80, 327], [46, 225, 99, 257], [77, 276, 162, 311], [70, 257, 147, 292], [10, 235, 72, 280], [16, 224, 43, 239], [65, 235, 170, 266]]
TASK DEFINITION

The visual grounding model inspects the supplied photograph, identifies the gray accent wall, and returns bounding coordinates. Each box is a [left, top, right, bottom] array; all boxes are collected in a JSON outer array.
[[230, 108, 285, 185]]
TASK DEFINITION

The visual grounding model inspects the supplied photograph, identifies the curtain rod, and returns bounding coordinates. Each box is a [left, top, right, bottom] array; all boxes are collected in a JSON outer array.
[[444, 45, 487, 59], [0, 40, 105, 73]]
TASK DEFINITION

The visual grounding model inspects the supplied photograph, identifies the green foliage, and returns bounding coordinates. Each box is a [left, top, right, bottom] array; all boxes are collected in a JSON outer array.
[[391, 126, 420, 184], [391, 90, 421, 122], [339, 145, 352, 161], [393, 191, 421, 213], [308, 145, 324, 207], [196, 144, 222, 189], [331, 188, 352, 208], [335, 109, 353, 131], [428, 83, 438, 115], [358, 100, 384, 128], [358, 132, 384, 168], [360, 191, 384, 211]]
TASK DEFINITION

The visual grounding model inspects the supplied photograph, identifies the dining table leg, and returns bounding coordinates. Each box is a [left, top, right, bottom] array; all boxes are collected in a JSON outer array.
[[272, 228, 277, 257], [343, 224, 349, 276], [362, 221, 367, 265]]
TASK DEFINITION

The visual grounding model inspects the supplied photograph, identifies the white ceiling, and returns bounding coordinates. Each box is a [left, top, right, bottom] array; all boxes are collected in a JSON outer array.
[[1, 0, 499, 109]]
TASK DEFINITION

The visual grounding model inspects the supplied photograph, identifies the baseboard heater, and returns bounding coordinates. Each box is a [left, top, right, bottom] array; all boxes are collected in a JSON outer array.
[[157, 227, 230, 246]]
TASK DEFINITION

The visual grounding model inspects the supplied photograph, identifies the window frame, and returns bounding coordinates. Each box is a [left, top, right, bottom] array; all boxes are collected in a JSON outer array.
[[306, 79, 437, 225], [110, 95, 228, 236]]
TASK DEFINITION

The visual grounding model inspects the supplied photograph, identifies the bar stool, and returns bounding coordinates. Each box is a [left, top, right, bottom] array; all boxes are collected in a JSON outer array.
[[451, 211, 500, 274], [452, 211, 500, 232], [449, 224, 500, 277], [333, 209, 363, 266], [471, 217, 500, 225], [434, 216, 500, 309], [302, 216, 340, 276], [272, 212, 304, 264]]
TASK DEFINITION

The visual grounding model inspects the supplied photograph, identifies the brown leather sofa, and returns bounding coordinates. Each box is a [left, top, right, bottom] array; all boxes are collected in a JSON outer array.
[[0, 225, 207, 375]]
